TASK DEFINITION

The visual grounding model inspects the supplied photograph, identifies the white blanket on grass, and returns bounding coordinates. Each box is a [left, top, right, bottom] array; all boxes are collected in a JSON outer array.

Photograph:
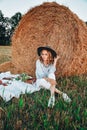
[[0, 71, 40, 102]]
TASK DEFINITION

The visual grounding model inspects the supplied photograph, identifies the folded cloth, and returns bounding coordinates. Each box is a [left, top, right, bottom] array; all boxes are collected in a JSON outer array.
[[0, 72, 39, 102]]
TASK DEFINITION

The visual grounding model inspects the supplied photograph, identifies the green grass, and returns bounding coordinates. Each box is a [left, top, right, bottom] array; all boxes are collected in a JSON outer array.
[[0, 75, 87, 130]]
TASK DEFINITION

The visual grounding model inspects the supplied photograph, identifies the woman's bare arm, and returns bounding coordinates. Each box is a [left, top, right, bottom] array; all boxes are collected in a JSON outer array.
[[53, 55, 60, 67]]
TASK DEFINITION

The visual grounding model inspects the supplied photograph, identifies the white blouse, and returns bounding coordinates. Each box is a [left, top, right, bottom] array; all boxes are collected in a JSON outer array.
[[35, 59, 56, 79]]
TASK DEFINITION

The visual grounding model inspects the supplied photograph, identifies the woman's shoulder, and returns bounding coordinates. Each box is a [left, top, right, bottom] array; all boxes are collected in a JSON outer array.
[[36, 59, 41, 65]]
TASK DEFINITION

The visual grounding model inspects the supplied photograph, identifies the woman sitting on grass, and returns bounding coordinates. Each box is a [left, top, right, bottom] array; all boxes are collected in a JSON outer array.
[[35, 46, 71, 107]]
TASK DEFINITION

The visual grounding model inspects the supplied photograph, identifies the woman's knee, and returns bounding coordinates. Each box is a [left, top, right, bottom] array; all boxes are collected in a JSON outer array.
[[48, 73, 56, 80], [36, 78, 49, 86]]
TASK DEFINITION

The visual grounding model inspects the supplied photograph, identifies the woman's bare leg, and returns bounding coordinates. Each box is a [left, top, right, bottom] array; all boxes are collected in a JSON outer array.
[[55, 88, 63, 95], [50, 85, 55, 96], [48, 85, 56, 107]]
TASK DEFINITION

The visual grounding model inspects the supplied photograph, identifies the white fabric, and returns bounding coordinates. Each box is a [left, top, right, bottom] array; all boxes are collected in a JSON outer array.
[[35, 59, 56, 79], [0, 71, 56, 102], [0, 71, 40, 101], [35, 59, 56, 90], [48, 73, 56, 80], [35, 78, 51, 90]]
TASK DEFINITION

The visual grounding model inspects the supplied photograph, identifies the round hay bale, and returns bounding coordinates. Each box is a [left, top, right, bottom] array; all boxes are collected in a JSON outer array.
[[3, 2, 87, 77], [0, 61, 17, 73]]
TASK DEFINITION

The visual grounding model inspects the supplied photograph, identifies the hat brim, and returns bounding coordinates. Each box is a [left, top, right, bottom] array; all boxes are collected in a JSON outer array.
[[37, 46, 57, 58]]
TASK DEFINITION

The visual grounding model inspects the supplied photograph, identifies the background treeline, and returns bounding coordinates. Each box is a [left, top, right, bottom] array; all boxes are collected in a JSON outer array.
[[0, 10, 22, 46], [0, 10, 87, 46]]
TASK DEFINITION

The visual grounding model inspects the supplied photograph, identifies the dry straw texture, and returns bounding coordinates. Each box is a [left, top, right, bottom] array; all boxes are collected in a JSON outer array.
[[0, 2, 87, 77]]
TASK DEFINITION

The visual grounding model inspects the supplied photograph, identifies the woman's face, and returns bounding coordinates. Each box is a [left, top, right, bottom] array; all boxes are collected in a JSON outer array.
[[41, 50, 49, 61]]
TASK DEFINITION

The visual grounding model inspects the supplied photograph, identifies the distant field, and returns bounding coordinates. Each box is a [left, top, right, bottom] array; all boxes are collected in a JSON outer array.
[[0, 46, 12, 64]]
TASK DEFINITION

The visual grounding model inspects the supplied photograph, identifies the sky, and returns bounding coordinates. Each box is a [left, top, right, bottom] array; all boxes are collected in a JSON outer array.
[[0, 0, 87, 22]]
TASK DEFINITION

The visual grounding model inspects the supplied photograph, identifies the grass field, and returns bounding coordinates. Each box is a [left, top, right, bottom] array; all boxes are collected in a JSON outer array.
[[0, 46, 87, 130], [0, 46, 12, 64]]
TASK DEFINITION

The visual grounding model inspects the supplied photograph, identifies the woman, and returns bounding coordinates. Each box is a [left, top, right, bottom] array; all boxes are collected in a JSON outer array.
[[35, 46, 71, 107]]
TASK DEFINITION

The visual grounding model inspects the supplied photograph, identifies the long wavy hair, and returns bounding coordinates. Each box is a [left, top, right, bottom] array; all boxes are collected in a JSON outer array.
[[39, 50, 54, 65]]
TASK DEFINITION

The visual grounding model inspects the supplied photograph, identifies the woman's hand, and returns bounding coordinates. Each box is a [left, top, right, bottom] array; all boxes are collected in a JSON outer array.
[[53, 55, 60, 67], [48, 78, 57, 86], [44, 77, 57, 86], [54, 55, 60, 63]]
